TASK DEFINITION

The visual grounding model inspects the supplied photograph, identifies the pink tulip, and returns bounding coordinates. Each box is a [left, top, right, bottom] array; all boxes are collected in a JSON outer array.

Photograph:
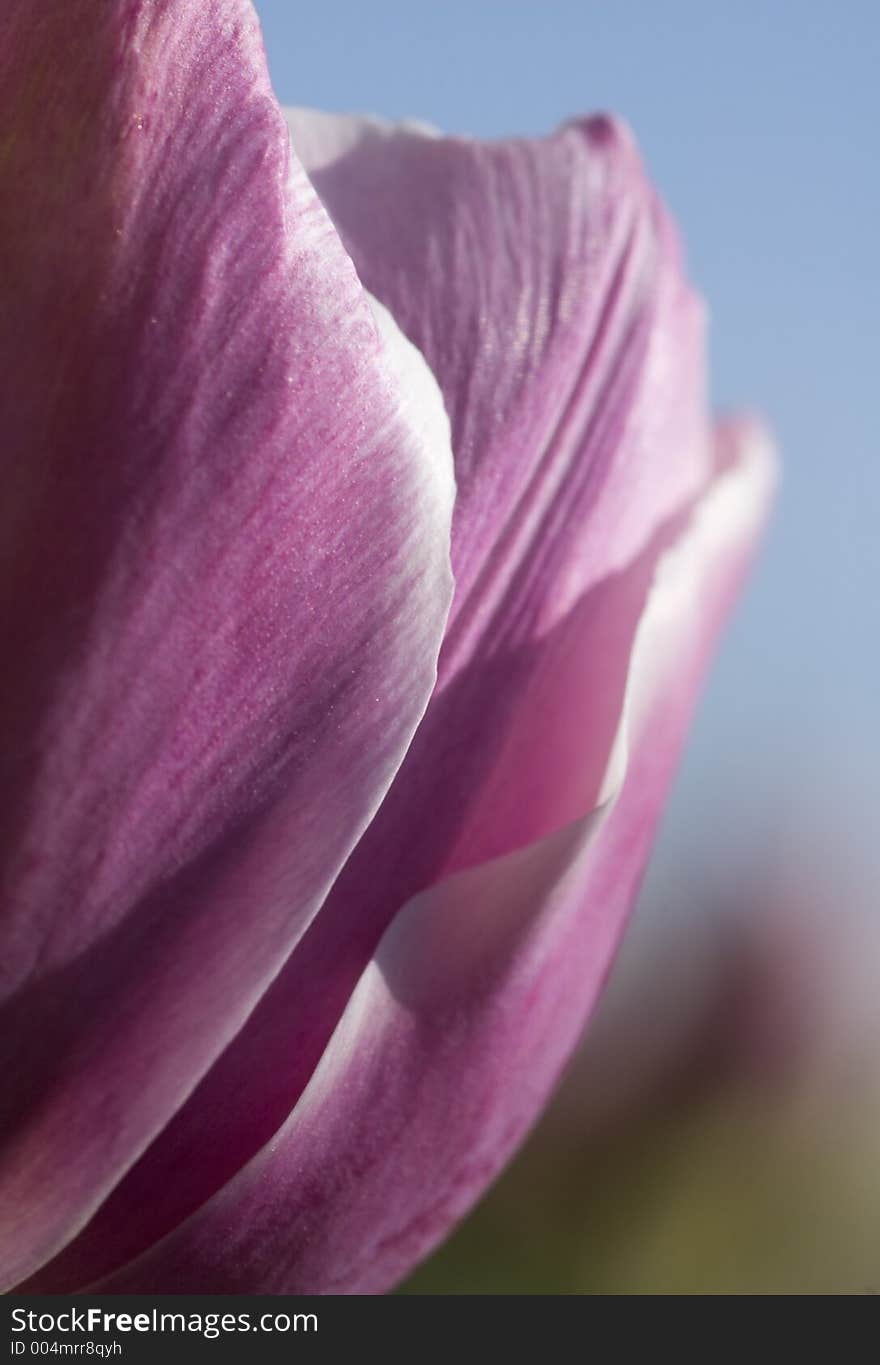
[[0, 0, 776, 1294]]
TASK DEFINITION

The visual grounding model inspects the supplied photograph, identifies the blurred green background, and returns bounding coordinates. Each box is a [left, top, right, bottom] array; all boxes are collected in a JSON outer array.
[[400, 823, 880, 1293]]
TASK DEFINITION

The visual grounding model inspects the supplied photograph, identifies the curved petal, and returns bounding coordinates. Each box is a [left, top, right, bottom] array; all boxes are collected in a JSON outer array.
[[22, 105, 735, 1292], [288, 108, 713, 651], [0, 5, 454, 1289], [86, 420, 775, 1294]]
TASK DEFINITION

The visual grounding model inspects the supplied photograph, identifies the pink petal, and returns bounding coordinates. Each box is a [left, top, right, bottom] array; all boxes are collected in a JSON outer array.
[[90, 419, 777, 1294], [23, 106, 737, 1292], [288, 108, 713, 645], [0, 6, 454, 1289]]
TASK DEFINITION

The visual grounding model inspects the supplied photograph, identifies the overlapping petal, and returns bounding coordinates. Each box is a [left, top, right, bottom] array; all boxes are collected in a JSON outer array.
[[0, 5, 454, 1289], [288, 109, 713, 647], [89, 419, 776, 1294], [21, 103, 772, 1294], [6, 44, 777, 1298]]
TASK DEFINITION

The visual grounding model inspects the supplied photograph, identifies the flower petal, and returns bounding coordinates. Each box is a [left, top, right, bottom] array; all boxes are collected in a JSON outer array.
[[0, 5, 454, 1288], [88, 420, 776, 1294], [288, 108, 713, 650], [22, 107, 738, 1292]]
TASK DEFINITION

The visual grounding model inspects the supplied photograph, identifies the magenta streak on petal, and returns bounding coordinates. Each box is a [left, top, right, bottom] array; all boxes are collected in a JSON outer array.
[[85, 420, 776, 1294], [23, 107, 723, 1291], [0, 6, 454, 1289]]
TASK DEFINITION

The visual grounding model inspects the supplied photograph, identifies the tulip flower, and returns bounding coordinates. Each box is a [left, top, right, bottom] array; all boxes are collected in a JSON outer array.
[[0, 0, 776, 1295]]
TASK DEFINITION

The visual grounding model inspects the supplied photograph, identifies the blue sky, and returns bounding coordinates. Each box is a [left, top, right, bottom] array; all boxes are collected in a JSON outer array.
[[253, 1, 878, 881]]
